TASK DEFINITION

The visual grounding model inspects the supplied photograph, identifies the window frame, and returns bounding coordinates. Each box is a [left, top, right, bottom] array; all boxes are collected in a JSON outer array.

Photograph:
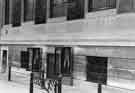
[[88, 0, 116, 12], [11, 0, 23, 27], [47, 0, 67, 23], [4, 0, 10, 25], [23, 0, 35, 22]]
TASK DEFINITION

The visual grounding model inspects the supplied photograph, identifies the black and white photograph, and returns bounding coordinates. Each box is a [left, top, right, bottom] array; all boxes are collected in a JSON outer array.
[[1, 0, 135, 93]]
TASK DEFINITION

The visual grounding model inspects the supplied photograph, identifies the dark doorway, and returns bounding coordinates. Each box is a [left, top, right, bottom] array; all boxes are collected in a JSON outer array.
[[86, 56, 108, 84], [2, 50, 8, 73]]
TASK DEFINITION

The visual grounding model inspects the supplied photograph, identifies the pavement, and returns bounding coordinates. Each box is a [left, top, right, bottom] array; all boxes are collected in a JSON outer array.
[[1, 67, 135, 93]]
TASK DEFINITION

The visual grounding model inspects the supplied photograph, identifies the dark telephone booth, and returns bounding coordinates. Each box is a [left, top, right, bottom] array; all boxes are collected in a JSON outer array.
[[86, 56, 108, 85], [20, 51, 29, 69]]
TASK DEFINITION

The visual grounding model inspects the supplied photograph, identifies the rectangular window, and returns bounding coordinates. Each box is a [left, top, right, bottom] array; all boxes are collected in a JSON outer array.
[[35, 0, 47, 24], [50, 0, 67, 18], [27, 48, 42, 72], [20, 51, 29, 69], [67, 0, 85, 20], [46, 53, 61, 79], [2, 50, 8, 73], [5, 0, 10, 25], [86, 56, 108, 85], [24, 0, 34, 22], [88, 0, 116, 12], [12, 0, 22, 27], [117, 0, 133, 13]]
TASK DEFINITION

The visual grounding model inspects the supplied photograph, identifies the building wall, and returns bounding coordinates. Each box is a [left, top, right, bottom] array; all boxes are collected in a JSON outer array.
[[1, 0, 135, 92], [6, 46, 135, 92]]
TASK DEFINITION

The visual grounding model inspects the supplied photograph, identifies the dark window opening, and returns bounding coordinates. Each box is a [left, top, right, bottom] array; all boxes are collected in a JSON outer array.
[[5, 0, 10, 25], [2, 50, 8, 73], [12, 0, 22, 27], [27, 48, 42, 72], [20, 51, 29, 69], [24, 0, 34, 22], [86, 56, 108, 85], [35, 0, 47, 24], [50, 0, 67, 18], [67, 0, 85, 20], [61, 47, 73, 76], [46, 53, 61, 79], [117, 0, 133, 13], [88, 0, 116, 12]]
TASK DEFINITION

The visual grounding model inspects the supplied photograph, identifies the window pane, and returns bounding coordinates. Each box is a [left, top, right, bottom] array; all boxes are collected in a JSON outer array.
[[86, 56, 108, 85], [46, 53, 61, 79], [27, 48, 42, 72], [35, 0, 47, 24], [67, 0, 85, 20], [20, 51, 29, 69], [50, 0, 67, 18], [88, 0, 116, 12], [2, 50, 8, 73], [12, 0, 22, 27], [5, 0, 10, 25], [117, 0, 133, 13], [24, 0, 34, 22]]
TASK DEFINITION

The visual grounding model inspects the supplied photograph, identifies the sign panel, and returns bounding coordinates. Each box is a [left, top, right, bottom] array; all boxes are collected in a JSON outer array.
[[86, 56, 108, 85]]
